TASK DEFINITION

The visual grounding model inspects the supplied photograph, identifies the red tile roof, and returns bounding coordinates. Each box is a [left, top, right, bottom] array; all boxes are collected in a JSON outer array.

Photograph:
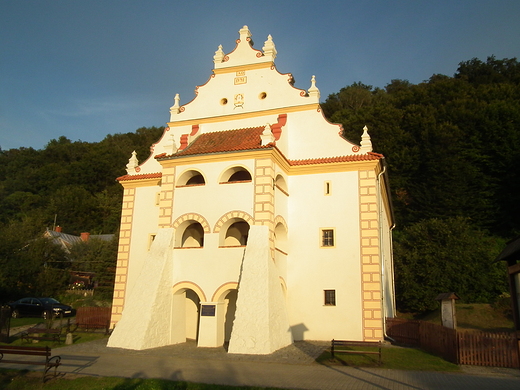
[[117, 172, 162, 182], [289, 152, 383, 166], [160, 127, 271, 158]]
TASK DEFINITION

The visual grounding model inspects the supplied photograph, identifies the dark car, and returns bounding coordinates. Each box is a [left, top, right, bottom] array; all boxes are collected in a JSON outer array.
[[8, 297, 75, 319]]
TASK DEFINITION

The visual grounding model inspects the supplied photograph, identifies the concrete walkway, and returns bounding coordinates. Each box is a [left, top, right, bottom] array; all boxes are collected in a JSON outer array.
[[4, 338, 520, 389]]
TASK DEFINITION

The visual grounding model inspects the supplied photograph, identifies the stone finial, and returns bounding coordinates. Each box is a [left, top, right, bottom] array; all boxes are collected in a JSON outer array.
[[239, 25, 252, 41], [262, 34, 277, 60], [163, 133, 178, 155], [308, 75, 320, 100], [213, 44, 225, 64], [260, 124, 275, 146], [169, 94, 180, 120], [360, 126, 373, 153], [126, 150, 139, 174]]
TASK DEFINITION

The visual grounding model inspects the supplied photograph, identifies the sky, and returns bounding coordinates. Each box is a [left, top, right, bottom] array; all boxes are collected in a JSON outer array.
[[1, 0, 519, 151]]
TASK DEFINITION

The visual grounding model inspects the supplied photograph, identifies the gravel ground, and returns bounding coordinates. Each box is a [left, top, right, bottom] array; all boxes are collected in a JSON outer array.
[[56, 337, 330, 365]]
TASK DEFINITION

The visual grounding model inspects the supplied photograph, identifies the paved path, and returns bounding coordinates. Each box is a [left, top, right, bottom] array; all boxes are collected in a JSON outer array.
[[4, 338, 520, 389]]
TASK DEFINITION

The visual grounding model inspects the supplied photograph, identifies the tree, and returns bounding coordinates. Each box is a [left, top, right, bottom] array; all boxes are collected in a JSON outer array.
[[69, 236, 118, 300], [394, 217, 508, 312], [0, 219, 70, 302]]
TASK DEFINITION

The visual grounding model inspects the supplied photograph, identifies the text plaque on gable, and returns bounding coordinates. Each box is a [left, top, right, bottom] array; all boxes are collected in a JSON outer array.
[[201, 304, 216, 316]]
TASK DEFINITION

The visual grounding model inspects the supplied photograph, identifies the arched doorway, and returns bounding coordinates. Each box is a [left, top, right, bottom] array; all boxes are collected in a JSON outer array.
[[171, 283, 205, 345]]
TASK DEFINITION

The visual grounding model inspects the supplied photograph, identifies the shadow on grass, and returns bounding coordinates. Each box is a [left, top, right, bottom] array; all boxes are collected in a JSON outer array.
[[316, 345, 460, 372]]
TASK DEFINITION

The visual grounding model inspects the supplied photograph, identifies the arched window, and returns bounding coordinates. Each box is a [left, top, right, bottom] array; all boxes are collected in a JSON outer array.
[[228, 170, 251, 182], [220, 166, 252, 183], [186, 174, 205, 185], [176, 221, 204, 248], [221, 219, 250, 246], [177, 169, 206, 186]]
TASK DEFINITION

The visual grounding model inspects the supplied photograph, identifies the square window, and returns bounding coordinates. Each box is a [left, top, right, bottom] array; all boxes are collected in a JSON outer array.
[[324, 290, 336, 306], [321, 229, 334, 247]]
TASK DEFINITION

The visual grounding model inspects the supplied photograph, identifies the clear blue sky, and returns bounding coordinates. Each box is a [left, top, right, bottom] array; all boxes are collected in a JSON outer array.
[[1, 0, 519, 151]]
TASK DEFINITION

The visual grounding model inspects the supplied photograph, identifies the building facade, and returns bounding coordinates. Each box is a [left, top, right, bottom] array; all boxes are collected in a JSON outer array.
[[108, 26, 395, 354]]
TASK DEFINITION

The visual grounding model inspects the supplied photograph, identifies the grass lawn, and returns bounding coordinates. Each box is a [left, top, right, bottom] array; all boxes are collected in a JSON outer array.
[[399, 303, 515, 332], [317, 344, 460, 372], [1, 369, 284, 390]]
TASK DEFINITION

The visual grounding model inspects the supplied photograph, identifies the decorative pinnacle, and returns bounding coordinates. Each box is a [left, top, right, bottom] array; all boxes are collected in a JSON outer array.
[[308, 75, 320, 99], [260, 123, 275, 146], [262, 34, 277, 59], [170, 94, 181, 118], [360, 126, 373, 153], [213, 44, 225, 63], [126, 151, 139, 174], [239, 25, 252, 41]]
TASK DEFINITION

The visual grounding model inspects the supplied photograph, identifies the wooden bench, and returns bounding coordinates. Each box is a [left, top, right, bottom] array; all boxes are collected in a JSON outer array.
[[21, 327, 62, 343], [0, 345, 61, 381], [73, 307, 111, 334], [331, 339, 382, 364]]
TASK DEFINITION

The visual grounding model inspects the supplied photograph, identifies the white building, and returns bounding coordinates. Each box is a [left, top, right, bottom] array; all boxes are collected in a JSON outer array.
[[108, 26, 395, 354]]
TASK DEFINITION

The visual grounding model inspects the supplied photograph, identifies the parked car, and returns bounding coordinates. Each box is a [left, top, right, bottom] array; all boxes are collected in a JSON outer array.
[[8, 297, 75, 319]]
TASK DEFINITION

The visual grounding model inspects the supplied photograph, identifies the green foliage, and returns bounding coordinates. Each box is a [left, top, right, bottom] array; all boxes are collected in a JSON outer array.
[[0, 126, 163, 234], [0, 219, 69, 302], [0, 127, 162, 301], [394, 217, 508, 312]]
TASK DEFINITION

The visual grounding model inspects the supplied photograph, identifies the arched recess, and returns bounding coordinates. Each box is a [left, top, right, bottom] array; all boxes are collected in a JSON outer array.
[[171, 282, 207, 344], [172, 281, 207, 302], [274, 215, 288, 254], [173, 214, 210, 248], [275, 174, 289, 195], [212, 282, 239, 343], [176, 169, 206, 186], [219, 165, 252, 183]]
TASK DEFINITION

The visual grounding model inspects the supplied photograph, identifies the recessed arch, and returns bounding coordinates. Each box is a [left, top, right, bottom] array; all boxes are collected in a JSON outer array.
[[178, 222, 204, 247], [173, 213, 210, 233], [274, 215, 289, 253], [212, 282, 239, 302], [176, 169, 206, 186], [222, 220, 250, 246], [172, 281, 207, 302], [213, 211, 254, 233], [275, 174, 288, 195]]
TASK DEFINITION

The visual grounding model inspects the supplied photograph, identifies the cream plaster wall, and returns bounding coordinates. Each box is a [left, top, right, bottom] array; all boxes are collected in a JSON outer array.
[[108, 228, 174, 350], [172, 238, 244, 302], [126, 185, 160, 295], [286, 170, 363, 340]]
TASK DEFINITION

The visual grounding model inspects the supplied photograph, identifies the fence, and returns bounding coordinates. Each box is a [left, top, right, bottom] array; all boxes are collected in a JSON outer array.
[[386, 317, 520, 368], [66, 289, 94, 296]]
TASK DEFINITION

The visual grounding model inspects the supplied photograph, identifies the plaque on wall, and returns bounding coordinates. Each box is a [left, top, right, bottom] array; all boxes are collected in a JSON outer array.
[[201, 304, 216, 316]]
